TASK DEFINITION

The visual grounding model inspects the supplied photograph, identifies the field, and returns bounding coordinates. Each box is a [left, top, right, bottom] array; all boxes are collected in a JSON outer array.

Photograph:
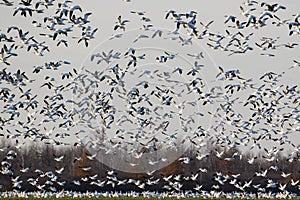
[[0, 190, 298, 199], [0, 198, 286, 200]]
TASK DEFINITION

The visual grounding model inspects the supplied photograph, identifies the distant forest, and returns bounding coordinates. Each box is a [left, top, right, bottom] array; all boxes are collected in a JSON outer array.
[[0, 139, 299, 194]]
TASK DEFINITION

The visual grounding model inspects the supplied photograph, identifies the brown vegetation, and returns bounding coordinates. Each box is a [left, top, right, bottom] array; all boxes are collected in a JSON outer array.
[[0, 139, 299, 193]]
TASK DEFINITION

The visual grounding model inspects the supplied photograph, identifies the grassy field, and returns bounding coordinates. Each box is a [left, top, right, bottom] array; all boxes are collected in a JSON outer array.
[[0, 197, 286, 200]]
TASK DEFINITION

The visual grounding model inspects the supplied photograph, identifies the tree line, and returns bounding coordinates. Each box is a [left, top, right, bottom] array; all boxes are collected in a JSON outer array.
[[0, 139, 299, 194]]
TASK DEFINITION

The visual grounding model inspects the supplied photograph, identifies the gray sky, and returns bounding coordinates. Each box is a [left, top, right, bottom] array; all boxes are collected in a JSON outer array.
[[0, 0, 299, 172], [1, 0, 299, 80]]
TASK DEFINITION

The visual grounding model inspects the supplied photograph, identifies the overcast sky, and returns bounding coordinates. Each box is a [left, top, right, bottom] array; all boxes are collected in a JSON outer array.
[[0, 0, 299, 172], [0, 0, 298, 80]]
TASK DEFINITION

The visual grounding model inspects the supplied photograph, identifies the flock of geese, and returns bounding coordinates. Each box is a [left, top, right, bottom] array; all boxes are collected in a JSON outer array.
[[0, 0, 299, 198]]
